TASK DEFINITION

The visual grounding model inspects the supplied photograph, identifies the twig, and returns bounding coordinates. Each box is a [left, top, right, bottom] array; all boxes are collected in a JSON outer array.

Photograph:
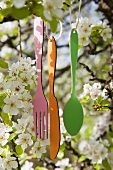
[[18, 20, 22, 58], [79, 62, 106, 83]]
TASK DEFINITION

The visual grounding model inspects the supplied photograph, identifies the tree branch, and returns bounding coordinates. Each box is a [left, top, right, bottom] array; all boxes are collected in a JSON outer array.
[[18, 20, 22, 58], [79, 62, 106, 83]]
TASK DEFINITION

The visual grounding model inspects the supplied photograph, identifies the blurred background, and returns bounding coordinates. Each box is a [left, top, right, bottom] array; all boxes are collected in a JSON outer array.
[[0, 0, 113, 169]]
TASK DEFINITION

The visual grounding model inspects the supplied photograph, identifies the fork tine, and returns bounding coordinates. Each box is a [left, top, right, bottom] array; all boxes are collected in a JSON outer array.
[[45, 110, 48, 139], [41, 112, 44, 139], [33, 111, 37, 138], [38, 112, 41, 138], [36, 112, 38, 139]]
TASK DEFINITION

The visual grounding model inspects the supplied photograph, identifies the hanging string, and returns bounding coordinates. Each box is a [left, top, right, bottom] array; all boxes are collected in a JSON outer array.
[[75, 0, 82, 29], [70, 0, 82, 29], [46, 21, 63, 41]]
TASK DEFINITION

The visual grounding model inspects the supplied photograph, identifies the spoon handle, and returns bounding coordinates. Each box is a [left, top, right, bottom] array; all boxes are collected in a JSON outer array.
[[70, 29, 78, 95]]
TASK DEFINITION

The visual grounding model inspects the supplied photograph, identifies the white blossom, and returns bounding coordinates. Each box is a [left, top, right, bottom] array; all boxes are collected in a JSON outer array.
[[109, 81, 113, 89], [15, 133, 33, 149], [27, 122, 35, 136], [39, 138, 50, 146], [5, 124, 12, 133], [20, 72, 33, 86], [13, 0, 26, 8], [91, 113, 111, 139], [82, 140, 108, 164], [90, 89, 101, 100], [83, 83, 92, 94], [43, 0, 64, 21], [3, 95, 23, 115], [79, 25, 92, 36], [56, 158, 70, 168], [101, 27, 112, 41], [0, 131, 9, 146], [19, 57, 35, 65], [13, 118, 28, 134], [21, 161, 34, 170], [32, 141, 46, 158], [0, 81, 10, 94], [78, 33, 89, 46], [10, 80, 25, 93], [0, 73, 3, 83], [0, 157, 4, 170], [92, 82, 101, 89], [4, 155, 18, 170]]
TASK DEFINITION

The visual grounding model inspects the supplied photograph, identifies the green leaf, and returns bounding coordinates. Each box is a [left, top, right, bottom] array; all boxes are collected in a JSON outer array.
[[1, 112, 12, 126], [65, 0, 73, 6], [78, 155, 86, 162], [102, 159, 111, 170], [93, 164, 101, 170], [90, 37, 99, 44], [107, 131, 113, 138], [15, 145, 24, 155], [8, 133, 17, 141], [1, 145, 10, 157], [100, 100, 110, 106], [5, 76, 11, 81], [0, 95, 6, 108], [0, 14, 4, 22], [65, 168, 74, 170], [32, 4, 43, 16], [101, 107, 110, 111], [50, 18, 58, 32], [63, 4, 69, 10], [0, 7, 11, 16], [78, 45, 83, 50], [57, 151, 64, 159], [59, 144, 65, 152], [92, 26, 103, 31], [12, 7, 30, 19], [80, 95, 90, 104], [25, 84, 30, 90], [107, 38, 112, 43], [0, 59, 8, 69], [35, 167, 48, 170]]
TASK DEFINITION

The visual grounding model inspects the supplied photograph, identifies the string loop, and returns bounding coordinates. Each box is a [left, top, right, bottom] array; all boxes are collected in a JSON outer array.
[[46, 21, 62, 41]]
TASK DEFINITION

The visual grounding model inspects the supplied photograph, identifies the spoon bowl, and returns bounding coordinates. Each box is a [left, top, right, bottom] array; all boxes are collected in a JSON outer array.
[[63, 94, 83, 136]]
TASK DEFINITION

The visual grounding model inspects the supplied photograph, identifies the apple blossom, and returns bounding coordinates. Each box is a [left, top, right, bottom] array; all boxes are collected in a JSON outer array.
[[3, 95, 23, 115], [15, 133, 33, 149], [4, 155, 18, 170], [32, 141, 46, 158]]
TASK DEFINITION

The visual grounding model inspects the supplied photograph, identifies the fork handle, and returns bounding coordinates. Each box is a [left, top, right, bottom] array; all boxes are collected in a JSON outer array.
[[34, 17, 44, 89], [48, 36, 56, 95]]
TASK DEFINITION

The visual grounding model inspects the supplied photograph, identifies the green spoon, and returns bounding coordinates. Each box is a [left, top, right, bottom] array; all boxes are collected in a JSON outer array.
[[63, 28, 84, 136]]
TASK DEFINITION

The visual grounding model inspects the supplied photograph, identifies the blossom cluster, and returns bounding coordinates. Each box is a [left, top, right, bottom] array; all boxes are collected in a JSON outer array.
[[72, 17, 112, 47], [79, 82, 107, 100], [82, 139, 109, 164], [91, 112, 111, 140], [0, 58, 49, 169]]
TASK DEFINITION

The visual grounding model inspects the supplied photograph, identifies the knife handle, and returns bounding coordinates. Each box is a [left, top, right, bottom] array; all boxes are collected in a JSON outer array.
[[48, 36, 56, 95]]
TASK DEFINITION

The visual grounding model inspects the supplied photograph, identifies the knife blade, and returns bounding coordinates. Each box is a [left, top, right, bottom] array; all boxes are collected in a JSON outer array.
[[48, 36, 60, 160]]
